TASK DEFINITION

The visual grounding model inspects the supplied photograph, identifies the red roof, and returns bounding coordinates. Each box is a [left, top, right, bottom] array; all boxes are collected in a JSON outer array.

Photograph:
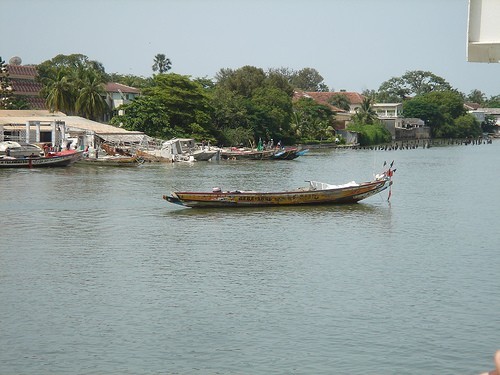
[[293, 91, 347, 112], [294, 91, 366, 110], [11, 80, 43, 94], [25, 97, 46, 109], [105, 82, 140, 94], [331, 91, 365, 105], [7, 64, 38, 78]]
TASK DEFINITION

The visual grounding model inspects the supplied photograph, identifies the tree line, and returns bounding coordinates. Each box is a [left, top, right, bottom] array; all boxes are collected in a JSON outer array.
[[1, 53, 494, 145]]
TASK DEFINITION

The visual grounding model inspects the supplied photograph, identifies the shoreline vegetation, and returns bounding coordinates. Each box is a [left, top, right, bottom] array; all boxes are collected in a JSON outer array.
[[1, 54, 497, 148]]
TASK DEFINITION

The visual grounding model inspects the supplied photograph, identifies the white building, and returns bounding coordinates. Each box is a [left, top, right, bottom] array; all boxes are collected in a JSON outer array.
[[104, 83, 141, 121], [373, 103, 403, 118]]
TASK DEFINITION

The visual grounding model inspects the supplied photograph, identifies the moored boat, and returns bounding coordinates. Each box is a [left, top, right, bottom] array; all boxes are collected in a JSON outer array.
[[78, 155, 146, 166], [164, 166, 396, 208], [220, 148, 277, 160], [191, 148, 219, 161], [0, 141, 44, 158], [272, 147, 308, 160], [0, 149, 83, 168]]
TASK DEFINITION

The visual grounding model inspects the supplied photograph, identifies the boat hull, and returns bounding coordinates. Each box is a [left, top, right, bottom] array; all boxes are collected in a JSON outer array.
[[77, 155, 146, 166], [164, 179, 391, 208], [220, 149, 276, 160], [0, 151, 83, 168], [192, 150, 218, 161]]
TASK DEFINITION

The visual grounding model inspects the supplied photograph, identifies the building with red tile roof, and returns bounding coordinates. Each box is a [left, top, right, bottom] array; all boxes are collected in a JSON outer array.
[[293, 90, 366, 114], [2, 62, 141, 119], [293, 90, 355, 130], [5, 64, 45, 109]]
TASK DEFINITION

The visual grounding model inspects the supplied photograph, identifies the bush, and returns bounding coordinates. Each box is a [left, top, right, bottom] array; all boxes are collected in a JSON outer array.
[[347, 123, 392, 146]]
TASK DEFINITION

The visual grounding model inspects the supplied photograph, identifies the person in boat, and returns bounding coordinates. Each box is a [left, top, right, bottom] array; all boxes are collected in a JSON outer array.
[[5, 147, 10, 157], [479, 350, 500, 375], [43, 143, 49, 156]]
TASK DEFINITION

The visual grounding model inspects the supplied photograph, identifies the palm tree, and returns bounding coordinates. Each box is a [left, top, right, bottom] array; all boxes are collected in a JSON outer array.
[[353, 97, 377, 124], [75, 70, 108, 121], [152, 53, 172, 74], [44, 69, 75, 114]]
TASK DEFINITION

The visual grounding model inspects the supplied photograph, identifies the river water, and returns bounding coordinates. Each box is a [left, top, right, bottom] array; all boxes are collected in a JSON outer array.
[[1, 141, 499, 375]]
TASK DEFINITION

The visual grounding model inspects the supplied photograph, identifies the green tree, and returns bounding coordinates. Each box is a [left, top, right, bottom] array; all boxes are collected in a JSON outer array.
[[38, 54, 107, 81], [210, 87, 250, 132], [361, 89, 378, 102], [379, 70, 453, 101], [453, 114, 482, 138], [327, 93, 351, 111], [215, 66, 266, 97], [250, 86, 293, 142], [43, 68, 75, 113], [212, 66, 295, 145], [466, 89, 486, 104], [347, 123, 392, 146], [290, 67, 328, 92], [146, 73, 211, 135], [403, 90, 469, 137], [403, 98, 442, 128], [75, 69, 108, 121], [108, 73, 152, 89], [352, 97, 377, 124], [38, 54, 109, 117], [152, 53, 172, 74], [221, 126, 254, 147], [292, 97, 335, 142], [425, 90, 465, 120], [0, 56, 14, 109], [485, 95, 500, 108], [114, 73, 214, 140], [10, 96, 30, 110], [111, 95, 172, 138]]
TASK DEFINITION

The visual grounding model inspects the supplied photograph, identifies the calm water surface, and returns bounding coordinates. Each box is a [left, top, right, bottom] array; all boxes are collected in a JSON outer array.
[[1, 142, 499, 375]]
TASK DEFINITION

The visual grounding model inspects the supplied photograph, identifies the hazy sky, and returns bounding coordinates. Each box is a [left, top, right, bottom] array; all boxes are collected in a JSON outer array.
[[3, 0, 499, 96]]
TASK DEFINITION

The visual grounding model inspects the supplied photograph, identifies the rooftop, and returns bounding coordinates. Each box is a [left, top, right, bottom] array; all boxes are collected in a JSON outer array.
[[104, 82, 140, 94]]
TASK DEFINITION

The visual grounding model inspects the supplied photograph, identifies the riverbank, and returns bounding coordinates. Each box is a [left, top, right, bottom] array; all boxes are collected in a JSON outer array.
[[301, 137, 494, 151]]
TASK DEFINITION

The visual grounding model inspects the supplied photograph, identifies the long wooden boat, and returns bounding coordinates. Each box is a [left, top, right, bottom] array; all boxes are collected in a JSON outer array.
[[221, 147, 307, 161], [220, 148, 277, 160], [164, 167, 395, 208], [77, 155, 146, 166], [0, 150, 83, 168]]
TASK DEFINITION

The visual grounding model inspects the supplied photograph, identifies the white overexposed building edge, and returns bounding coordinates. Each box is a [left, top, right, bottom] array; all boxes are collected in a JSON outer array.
[[467, 0, 500, 62]]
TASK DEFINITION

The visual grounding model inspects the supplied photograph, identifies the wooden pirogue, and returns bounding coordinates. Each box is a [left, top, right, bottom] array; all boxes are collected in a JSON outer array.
[[163, 165, 395, 208], [0, 149, 83, 168]]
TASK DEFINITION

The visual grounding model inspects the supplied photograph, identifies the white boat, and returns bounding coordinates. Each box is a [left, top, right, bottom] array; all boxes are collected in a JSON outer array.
[[0, 141, 44, 158], [159, 138, 218, 162], [191, 147, 218, 161]]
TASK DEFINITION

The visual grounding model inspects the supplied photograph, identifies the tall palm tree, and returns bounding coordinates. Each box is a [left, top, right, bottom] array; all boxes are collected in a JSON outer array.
[[354, 97, 377, 124], [75, 70, 108, 121], [152, 53, 172, 74], [44, 69, 75, 114]]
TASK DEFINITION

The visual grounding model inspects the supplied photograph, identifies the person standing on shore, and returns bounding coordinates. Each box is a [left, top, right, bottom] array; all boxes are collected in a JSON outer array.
[[479, 350, 500, 375]]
